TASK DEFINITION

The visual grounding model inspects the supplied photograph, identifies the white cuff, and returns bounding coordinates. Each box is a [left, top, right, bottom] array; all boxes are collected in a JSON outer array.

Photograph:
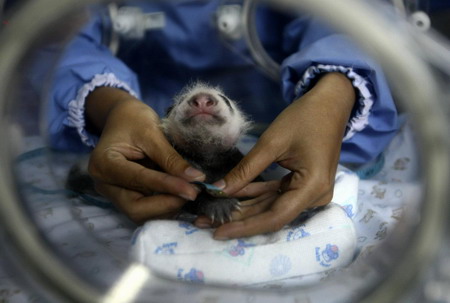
[[294, 64, 373, 141], [67, 73, 139, 147]]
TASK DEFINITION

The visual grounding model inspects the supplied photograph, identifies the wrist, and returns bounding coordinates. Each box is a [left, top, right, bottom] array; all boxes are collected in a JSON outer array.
[[309, 72, 356, 111], [296, 72, 356, 132], [285, 72, 357, 153], [85, 86, 142, 133]]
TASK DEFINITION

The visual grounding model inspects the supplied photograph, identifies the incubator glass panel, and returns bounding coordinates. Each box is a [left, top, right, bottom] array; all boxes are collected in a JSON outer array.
[[0, 0, 448, 302]]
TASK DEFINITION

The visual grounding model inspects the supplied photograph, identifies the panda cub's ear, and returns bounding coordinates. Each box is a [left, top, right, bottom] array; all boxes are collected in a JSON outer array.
[[165, 105, 174, 117]]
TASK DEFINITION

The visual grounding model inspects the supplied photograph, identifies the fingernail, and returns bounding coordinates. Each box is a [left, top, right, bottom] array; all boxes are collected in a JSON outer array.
[[213, 179, 226, 190], [213, 234, 229, 241], [196, 222, 212, 229], [179, 194, 194, 201], [185, 167, 205, 180], [192, 185, 202, 193]]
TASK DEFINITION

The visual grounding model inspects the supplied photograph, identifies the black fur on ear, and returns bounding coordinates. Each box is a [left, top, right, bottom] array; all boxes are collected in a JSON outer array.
[[165, 105, 174, 117]]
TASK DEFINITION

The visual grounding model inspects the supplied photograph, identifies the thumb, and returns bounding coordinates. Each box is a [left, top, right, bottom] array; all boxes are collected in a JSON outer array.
[[215, 140, 276, 195], [145, 133, 206, 182]]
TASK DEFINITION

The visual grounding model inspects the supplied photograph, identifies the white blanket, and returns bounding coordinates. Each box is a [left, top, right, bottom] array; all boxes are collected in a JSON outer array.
[[131, 160, 360, 285], [1, 120, 422, 301]]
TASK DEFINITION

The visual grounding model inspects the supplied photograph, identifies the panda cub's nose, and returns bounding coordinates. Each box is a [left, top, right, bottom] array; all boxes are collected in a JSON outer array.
[[188, 94, 217, 109]]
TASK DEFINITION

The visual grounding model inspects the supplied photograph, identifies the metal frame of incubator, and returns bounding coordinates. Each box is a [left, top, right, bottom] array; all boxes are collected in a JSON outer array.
[[0, 0, 449, 302]]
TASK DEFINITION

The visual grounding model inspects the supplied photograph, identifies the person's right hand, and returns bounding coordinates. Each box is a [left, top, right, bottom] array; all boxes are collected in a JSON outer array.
[[85, 87, 205, 224]]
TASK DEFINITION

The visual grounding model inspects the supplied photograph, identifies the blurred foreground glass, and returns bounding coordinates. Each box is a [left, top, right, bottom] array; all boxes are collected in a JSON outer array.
[[0, 0, 448, 302]]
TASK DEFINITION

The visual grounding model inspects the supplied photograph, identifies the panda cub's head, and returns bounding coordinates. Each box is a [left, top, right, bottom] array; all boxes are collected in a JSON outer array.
[[161, 82, 251, 153]]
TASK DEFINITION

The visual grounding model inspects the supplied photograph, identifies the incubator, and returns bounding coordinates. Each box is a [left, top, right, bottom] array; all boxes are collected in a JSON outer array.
[[0, 0, 449, 302]]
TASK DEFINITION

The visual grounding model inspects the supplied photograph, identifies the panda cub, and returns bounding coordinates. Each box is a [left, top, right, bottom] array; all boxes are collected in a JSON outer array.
[[67, 82, 252, 224]]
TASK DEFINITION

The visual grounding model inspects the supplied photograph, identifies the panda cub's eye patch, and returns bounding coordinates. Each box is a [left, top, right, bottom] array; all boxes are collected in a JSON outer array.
[[165, 105, 174, 116], [218, 94, 234, 113]]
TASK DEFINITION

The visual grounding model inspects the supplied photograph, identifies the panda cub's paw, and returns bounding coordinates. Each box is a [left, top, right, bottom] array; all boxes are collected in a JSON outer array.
[[195, 195, 241, 224]]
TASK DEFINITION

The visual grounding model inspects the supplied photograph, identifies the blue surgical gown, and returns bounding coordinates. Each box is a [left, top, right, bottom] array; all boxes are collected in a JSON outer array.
[[40, 1, 398, 164]]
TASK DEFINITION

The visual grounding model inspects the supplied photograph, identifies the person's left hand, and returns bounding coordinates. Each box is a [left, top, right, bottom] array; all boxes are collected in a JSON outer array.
[[194, 72, 356, 239]]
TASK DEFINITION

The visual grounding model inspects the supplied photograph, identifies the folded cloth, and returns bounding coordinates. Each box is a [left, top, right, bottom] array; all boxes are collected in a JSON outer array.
[[131, 166, 358, 286]]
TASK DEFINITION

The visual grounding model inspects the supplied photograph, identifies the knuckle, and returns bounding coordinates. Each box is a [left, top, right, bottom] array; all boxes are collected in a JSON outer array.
[[122, 199, 147, 223], [127, 208, 145, 224], [128, 167, 148, 192], [317, 191, 334, 206], [231, 160, 253, 182], [162, 151, 184, 174], [87, 156, 101, 179], [267, 216, 286, 233], [305, 173, 335, 205], [88, 149, 119, 180], [317, 176, 335, 196], [313, 177, 334, 194], [294, 169, 334, 194]]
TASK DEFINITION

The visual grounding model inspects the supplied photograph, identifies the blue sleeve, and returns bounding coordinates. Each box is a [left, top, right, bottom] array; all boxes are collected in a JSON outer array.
[[280, 17, 398, 164], [46, 11, 141, 152]]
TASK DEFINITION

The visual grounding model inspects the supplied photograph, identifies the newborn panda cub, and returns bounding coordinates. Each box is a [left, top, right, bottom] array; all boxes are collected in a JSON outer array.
[[161, 82, 251, 223], [66, 82, 251, 224]]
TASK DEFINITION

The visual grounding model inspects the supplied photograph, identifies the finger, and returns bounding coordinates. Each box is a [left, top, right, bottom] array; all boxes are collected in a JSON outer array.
[[193, 192, 278, 229], [232, 180, 281, 198], [231, 192, 279, 221], [153, 211, 181, 220], [216, 168, 336, 239], [213, 189, 313, 240], [141, 132, 206, 182], [90, 151, 200, 201], [95, 182, 187, 224], [194, 216, 214, 229], [214, 139, 277, 195]]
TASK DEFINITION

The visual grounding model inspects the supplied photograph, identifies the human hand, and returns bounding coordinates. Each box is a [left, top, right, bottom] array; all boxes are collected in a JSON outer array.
[[86, 87, 205, 224], [205, 73, 356, 239]]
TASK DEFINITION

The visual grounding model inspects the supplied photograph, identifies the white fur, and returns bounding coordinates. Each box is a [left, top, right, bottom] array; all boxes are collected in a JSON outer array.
[[161, 82, 251, 152]]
